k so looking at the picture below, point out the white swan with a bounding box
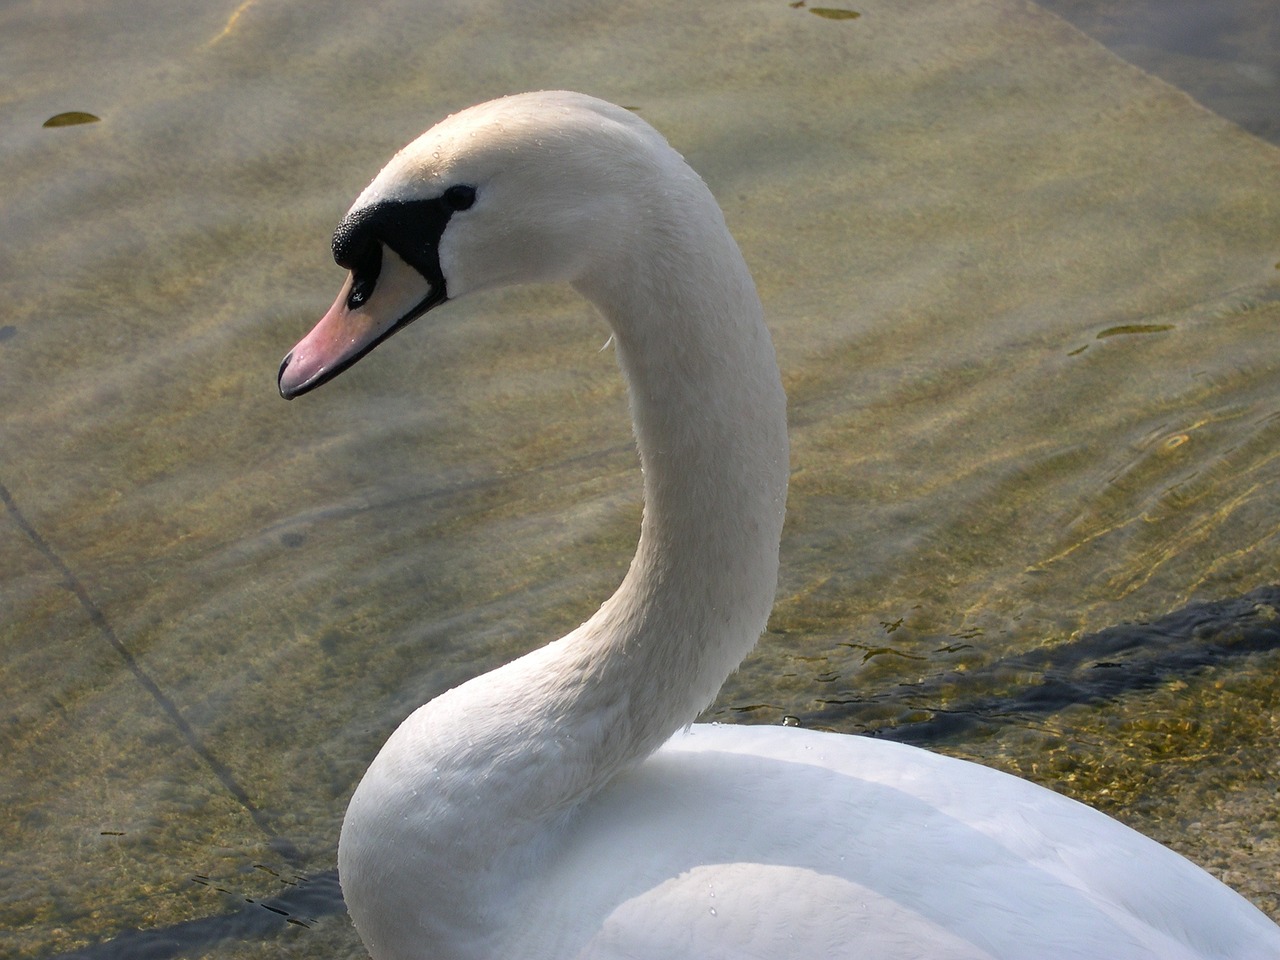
[277,91,1280,960]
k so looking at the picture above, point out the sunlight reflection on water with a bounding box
[2,1,1278,957]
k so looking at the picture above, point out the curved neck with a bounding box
[571,213,789,761]
[423,182,789,803]
[339,177,788,960]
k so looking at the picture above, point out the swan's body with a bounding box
[278,92,1280,960]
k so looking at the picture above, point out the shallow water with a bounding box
[2,1,1278,957]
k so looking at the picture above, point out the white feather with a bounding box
[287,92,1280,960]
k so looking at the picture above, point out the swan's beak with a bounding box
[278,247,439,399]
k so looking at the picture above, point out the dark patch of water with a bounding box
[806,584,1280,743]
[41,871,344,960]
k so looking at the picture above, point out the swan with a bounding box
[277,91,1280,960]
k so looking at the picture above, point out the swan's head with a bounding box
[278,91,681,399]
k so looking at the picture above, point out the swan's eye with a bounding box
[345,240,383,310]
[442,184,477,212]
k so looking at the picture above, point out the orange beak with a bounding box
[278,246,438,399]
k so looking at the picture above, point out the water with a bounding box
[1,1,1278,957]
[1040,0,1280,143]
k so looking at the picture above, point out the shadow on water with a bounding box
[44,586,1280,960]
[804,585,1280,744]
[44,871,344,960]
[1037,0,1280,144]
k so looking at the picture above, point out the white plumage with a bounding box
[278,91,1280,960]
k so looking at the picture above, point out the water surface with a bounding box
[2,1,1278,957]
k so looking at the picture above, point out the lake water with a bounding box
[2,1,1278,957]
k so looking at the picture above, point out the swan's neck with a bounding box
[572,223,790,757]
[339,179,788,960]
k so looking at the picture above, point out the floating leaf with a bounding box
[810,7,860,19]
[43,111,100,128]
[1096,323,1174,339]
